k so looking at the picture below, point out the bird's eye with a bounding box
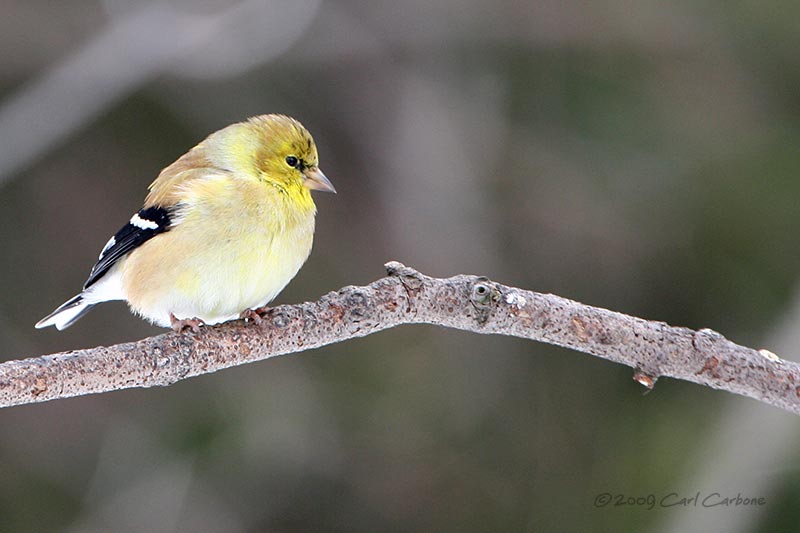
[285,156,299,168]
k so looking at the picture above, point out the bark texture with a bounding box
[3,262,799,414]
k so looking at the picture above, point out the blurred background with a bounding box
[1,0,800,531]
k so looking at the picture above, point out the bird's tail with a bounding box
[35,294,97,330]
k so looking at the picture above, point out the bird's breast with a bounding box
[121,179,316,326]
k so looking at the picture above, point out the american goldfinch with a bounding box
[36,114,335,332]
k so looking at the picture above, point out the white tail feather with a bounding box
[36,268,125,330]
[35,294,96,330]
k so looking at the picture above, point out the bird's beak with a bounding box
[303,167,336,193]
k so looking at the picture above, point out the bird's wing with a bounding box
[84,205,176,289]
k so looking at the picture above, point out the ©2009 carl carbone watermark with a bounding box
[594,491,766,510]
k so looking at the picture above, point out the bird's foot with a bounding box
[239,308,263,325]
[240,306,270,325]
[170,313,205,333]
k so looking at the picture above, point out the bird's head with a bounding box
[144,114,335,209]
[246,114,335,197]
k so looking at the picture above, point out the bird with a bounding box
[36,114,335,332]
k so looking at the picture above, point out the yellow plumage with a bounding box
[36,114,335,331]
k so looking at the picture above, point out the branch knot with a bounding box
[469,277,499,325]
[386,261,424,314]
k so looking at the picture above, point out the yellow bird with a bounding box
[36,114,335,332]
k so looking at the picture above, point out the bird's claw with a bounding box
[170,313,205,333]
[239,308,264,325]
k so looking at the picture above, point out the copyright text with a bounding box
[593,492,766,510]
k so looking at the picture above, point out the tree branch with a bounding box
[3,262,799,414]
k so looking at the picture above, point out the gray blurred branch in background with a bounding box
[0,0,321,188]
[2,262,799,414]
